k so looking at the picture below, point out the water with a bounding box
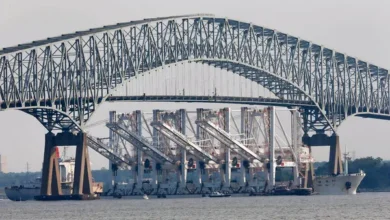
[0,193,388,220]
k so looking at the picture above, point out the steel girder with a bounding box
[0,14,388,133]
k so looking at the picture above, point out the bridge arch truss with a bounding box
[1,14,389,133]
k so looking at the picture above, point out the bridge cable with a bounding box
[239,71,242,97]
[169,64,171,95]
[181,62,184,95]
[158,68,161,95]
[213,63,216,96]
[175,64,178,95]
[154,68,157,95]
[233,68,235,97]
[172,64,175,95]
[155,68,157,95]
[251,74,253,97]
[202,63,205,96]
[152,69,155,95]
[220,66,223,96]
[182,62,184,95]
[223,64,227,96]
[200,63,203,95]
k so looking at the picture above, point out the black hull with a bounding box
[249,188,312,196]
[34,194,100,201]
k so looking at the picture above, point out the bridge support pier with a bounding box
[302,133,343,187]
[328,135,343,175]
[73,132,94,196]
[40,132,62,196]
[36,132,95,201]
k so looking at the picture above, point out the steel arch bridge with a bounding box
[1,13,389,134]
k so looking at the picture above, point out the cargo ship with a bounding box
[313,148,365,195]
[4,148,103,201]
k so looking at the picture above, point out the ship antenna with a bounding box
[26,162,30,180]
[63,147,67,160]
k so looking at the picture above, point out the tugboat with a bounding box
[272,185,292,196]
[208,191,231,198]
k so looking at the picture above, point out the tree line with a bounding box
[315,156,390,190]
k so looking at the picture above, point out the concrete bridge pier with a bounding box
[73,132,94,196]
[328,135,343,175]
[36,132,95,200]
[40,132,62,197]
[302,133,343,188]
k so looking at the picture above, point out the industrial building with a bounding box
[0,155,7,173]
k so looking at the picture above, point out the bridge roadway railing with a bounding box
[106,122,174,164]
[106,95,315,108]
[150,121,218,163]
[86,135,132,167]
[195,120,264,162]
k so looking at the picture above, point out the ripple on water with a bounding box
[0,193,389,220]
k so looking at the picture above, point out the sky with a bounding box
[1,0,390,172]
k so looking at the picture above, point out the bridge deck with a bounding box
[107,96,315,108]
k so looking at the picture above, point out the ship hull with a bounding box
[313,173,365,195]
[5,183,103,201]
[4,188,72,201]
[5,188,38,201]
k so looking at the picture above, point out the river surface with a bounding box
[0,193,388,220]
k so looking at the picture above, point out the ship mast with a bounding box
[63,147,67,160]
[343,145,349,175]
[25,162,30,181]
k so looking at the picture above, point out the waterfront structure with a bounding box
[105,107,308,195]
[0,155,7,173]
